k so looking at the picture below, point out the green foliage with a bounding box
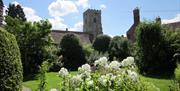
[163,29,180,62]
[49,55,63,72]
[5,16,58,77]
[37,61,49,91]
[136,21,176,75]
[60,33,86,70]
[83,44,94,57]
[175,64,180,84]
[93,34,111,53]
[86,51,109,64]
[109,36,131,61]
[169,64,180,91]
[6,4,26,21]
[0,28,23,91]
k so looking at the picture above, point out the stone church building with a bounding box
[0,0,103,45]
[127,7,180,42]
[51,9,103,45]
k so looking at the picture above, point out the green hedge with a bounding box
[0,28,23,91]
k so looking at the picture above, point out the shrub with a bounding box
[109,36,131,61]
[60,33,86,70]
[136,21,176,75]
[0,28,23,90]
[93,34,111,53]
[57,57,159,91]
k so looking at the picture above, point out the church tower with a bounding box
[83,9,103,40]
[0,0,3,25]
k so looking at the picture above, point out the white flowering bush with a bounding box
[57,56,159,91]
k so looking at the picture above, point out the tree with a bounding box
[136,21,176,75]
[0,28,23,90]
[5,16,58,77]
[60,33,86,70]
[6,4,26,21]
[109,36,131,61]
[93,34,111,53]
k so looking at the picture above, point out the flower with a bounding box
[78,64,91,73]
[127,70,138,81]
[121,57,135,67]
[78,64,91,78]
[95,57,108,66]
[59,67,69,77]
[70,75,83,87]
[109,60,120,71]
[86,79,94,87]
[50,88,58,91]
[98,75,107,86]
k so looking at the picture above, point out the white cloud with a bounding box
[100,4,106,10]
[162,13,180,24]
[49,17,68,30]
[48,0,78,17]
[11,1,20,6]
[23,7,42,22]
[76,0,90,9]
[70,21,83,31]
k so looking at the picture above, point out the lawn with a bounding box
[23,72,78,91]
[140,75,173,91]
[23,72,173,91]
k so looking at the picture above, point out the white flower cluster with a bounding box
[109,60,121,71]
[127,70,138,81]
[121,57,135,67]
[70,75,83,87]
[58,67,69,77]
[95,57,108,67]
[55,56,158,91]
[98,73,116,86]
[78,64,91,78]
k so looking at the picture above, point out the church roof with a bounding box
[51,30,93,45]
[164,21,180,31]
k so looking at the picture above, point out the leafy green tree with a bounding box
[0,28,23,90]
[93,34,111,53]
[5,16,58,77]
[136,21,176,75]
[109,36,131,61]
[163,29,180,62]
[6,4,26,21]
[60,33,86,70]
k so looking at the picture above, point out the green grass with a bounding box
[23,72,77,91]
[140,75,173,91]
[23,72,173,91]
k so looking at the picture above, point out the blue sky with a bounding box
[3,0,180,36]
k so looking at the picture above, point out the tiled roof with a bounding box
[51,30,92,44]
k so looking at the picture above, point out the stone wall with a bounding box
[51,30,93,45]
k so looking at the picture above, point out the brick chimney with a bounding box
[133,7,140,25]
